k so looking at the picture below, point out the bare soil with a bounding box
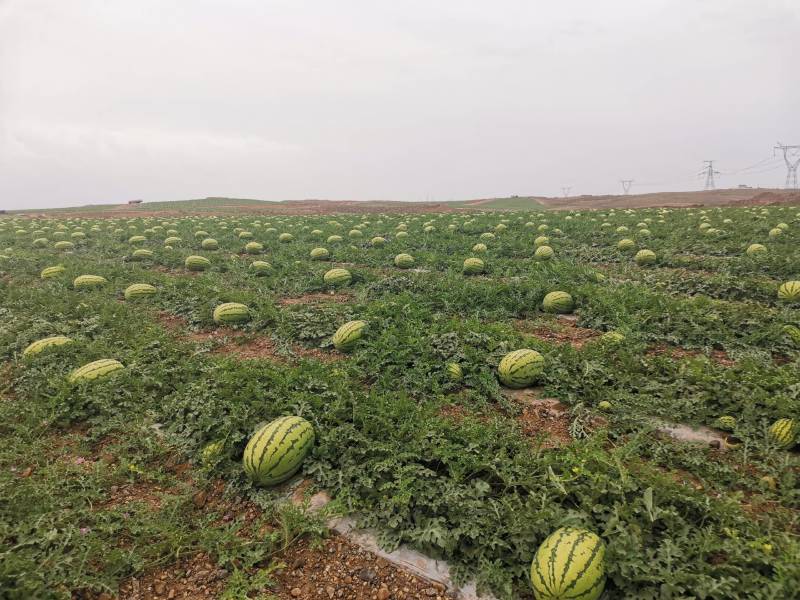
[514,318,600,349]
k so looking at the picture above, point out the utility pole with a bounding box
[700,161,719,190]
[561,186,571,198]
[620,179,634,195]
[775,142,800,189]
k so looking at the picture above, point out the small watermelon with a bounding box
[543,291,574,314]
[394,254,415,269]
[68,359,124,383]
[245,241,263,254]
[40,265,66,279]
[746,243,766,257]
[185,255,211,271]
[463,257,484,275]
[446,362,463,382]
[768,418,797,448]
[250,260,272,276]
[124,283,156,300]
[73,275,108,289]
[634,249,656,266]
[22,336,74,358]
[777,281,800,303]
[716,415,736,431]
[323,268,352,287]
[534,246,554,261]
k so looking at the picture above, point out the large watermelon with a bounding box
[310,247,330,261]
[185,255,211,271]
[332,320,367,351]
[498,349,544,388]
[323,268,352,287]
[22,336,74,358]
[130,249,154,261]
[777,281,800,303]
[530,527,606,600]
[201,238,219,250]
[40,265,66,279]
[768,418,797,448]
[124,283,156,300]
[463,257,485,275]
[68,359,124,383]
[634,249,656,266]
[73,275,108,289]
[534,246,554,261]
[543,291,574,314]
[245,241,264,254]
[243,416,315,486]
[250,260,272,276]
[394,254,415,269]
[746,243,766,257]
[213,302,251,324]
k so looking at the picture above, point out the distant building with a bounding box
[127,199,143,205]
[737,185,752,189]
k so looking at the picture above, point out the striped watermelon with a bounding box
[534,246,554,261]
[324,268,352,287]
[716,415,736,431]
[243,416,315,486]
[371,237,386,248]
[245,241,264,254]
[534,236,549,247]
[498,349,545,388]
[33,238,49,248]
[530,527,606,600]
[446,362,463,382]
[185,255,211,271]
[617,238,635,251]
[332,320,367,351]
[68,359,124,383]
[22,336,74,358]
[131,249,154,261]
[54,241,75,251]
[201,441,225,465]
[250,260,272,276]
[600,331,625,344]
[164,236,182,246]
[463,257,485,275]
[124,283,156,300]
[201,238,219,250]
[327,235,344,244]
[472,243,487,253]
[634,249,656,266]
[394,254,415,269]
[746,243,767,257]
[128,235,147,244]
[768,418,797,448]
[597,401,612,411]
[73,275,108,289]
[278,233,294,243]
[543,291,574,314]
[310,247,330,260]
[783,324,800,345]
[777,281,800,302]
[768,228,783,238]
[213,302,251,324]
[40,265,66,279]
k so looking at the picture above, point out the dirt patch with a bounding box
[646,344,734,367]
[115,552,227,600]
[272,535,456,600]
[515,397,573,449]
[279,291,354,306]
[515,319,600,349]
[437,404,472,421]
[97,482,167,512]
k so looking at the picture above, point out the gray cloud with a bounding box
[1,0,798,209]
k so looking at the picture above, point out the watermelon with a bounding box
[746,243,767,257]
[530,527,606,600]
[165,236,182,246]
[201,238,219,250]
[446,362,463,382]
[534,236,549,247]
[534,246,554,261]
[124,283,156,300]
[32,238,49,248]
[22,336,73,358]
[327,235,343,244]
[201,441,225,465]
[40,265,66,279]
[777,281,800,302]
[243,416,315,486]
[310,247,330,260]
[395,231,409,239]
[323,268,352,287]
[463,257,485,275]
[348,229,363,239]
[68,359,124,383]
[768,418,797,448]
[394,254,415,269]
[768,228,783,238]
[238,231,253,239]
[597,401,612,411]
[73,275,108,289]
[479,232,495,241]
[543,291,574,314]
[213,302,251,324]
[634,249,656,266]
[250,260,272,276]
[498,349,544,388]
[245,241,263,254]
[600,331,625,344]
[54,241,75,251]
[472,243,487,253]
[128,235,147,244]
[332,320,367,351]
[278,233,294,243]
[371,237,386,247]
[617,238,635,251]
[131,249,154,261]
[783,324,800,345]
[185,255,211,271]
[716,415,736,431]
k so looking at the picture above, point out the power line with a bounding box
[620,179,634,194]
[561,186,571,198]
[718,156,782,175]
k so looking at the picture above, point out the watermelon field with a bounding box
[1,204,799,599]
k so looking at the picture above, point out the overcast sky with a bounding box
[1,0,798,209]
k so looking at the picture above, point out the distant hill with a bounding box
[8,189,799,218]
